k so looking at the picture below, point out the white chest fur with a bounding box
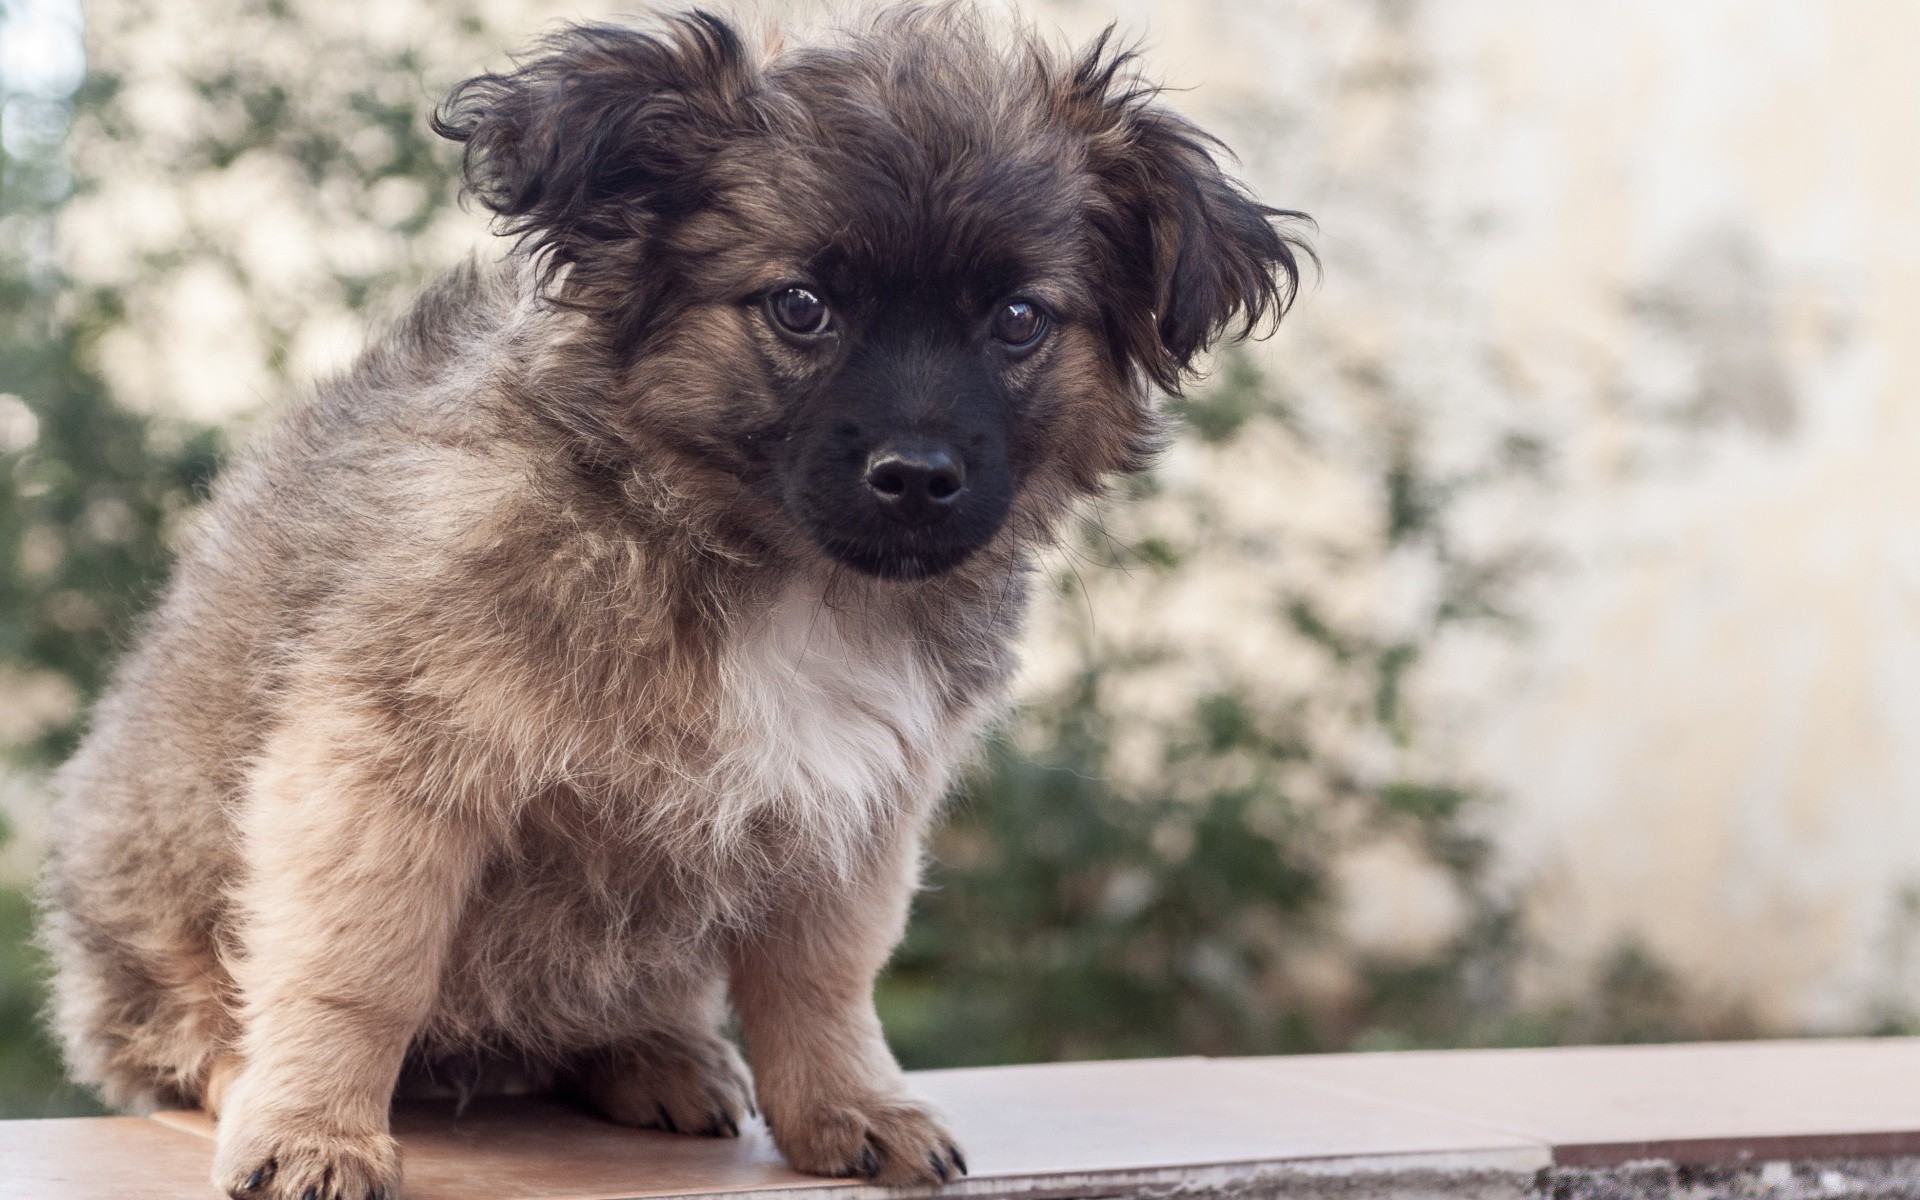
[700,581,964,875]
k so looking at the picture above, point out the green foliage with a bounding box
[0,887,96,1116]
[0,298,222,765]
[0,266,201,1106]
[0,0,221,1116]
[883,685,1332,1066]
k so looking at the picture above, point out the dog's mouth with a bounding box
[808,531,985,581]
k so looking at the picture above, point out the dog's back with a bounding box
[40,261,530,1108]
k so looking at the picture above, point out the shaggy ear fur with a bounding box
[432,12,760,319]
[1064,30,1313,393]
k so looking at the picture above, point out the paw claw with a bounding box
[579,1033,752,1141]
[214,1121,398,1200]
[769,1095,962,1184]
[948,1144,968,1176]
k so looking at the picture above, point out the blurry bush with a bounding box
[0,0,1737,1117]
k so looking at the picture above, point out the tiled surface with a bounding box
[144,1059,1542,1199]
[902,1057,1540,1174]
[11,1042,1920,1196]
[0,1116,215,1199]
[157,1100,816,1200]
[1248,1038,1920,1166]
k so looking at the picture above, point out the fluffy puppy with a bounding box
[39,6,1307,1198]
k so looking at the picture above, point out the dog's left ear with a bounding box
[432,13,759,307]
[1065,33,1313,393]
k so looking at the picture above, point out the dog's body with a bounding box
[40,8,1303,1198]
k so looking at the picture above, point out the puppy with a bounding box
[39,6,1306,1198]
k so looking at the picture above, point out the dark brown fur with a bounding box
[39,7,1307,1198]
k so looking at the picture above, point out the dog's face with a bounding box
[437,11,1306,580]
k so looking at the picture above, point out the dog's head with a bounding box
[436,7,1308,581]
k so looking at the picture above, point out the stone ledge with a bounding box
[6,1039,1920,1198]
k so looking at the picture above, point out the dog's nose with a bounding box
[864,447,966,525]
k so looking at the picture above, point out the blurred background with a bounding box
[3,0,1918,1117]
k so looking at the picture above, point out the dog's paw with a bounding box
[580,1031,755,1138]
[214,1120,400,1200]
[772,1094,967,1186]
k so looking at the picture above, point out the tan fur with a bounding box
[39,8,1304,1199]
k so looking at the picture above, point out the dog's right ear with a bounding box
[432,13,759,303]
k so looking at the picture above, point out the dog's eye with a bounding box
[991,300,1047,349]
[767,287,831,336]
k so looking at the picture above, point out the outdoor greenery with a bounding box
[0,0,1742,1118]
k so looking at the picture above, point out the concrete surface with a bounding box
[8,1041,1920,1198]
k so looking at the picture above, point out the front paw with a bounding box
[578,1031,756,1138]
[215,1117,401,1200]
[772,1094,968,1186]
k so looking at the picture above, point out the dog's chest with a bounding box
[704,584,959,852]
[436,585,991,1048]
